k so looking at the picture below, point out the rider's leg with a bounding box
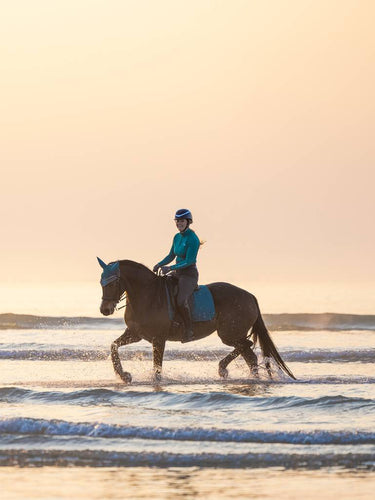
[176,274,197,343]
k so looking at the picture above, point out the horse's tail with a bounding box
[251,298,296,380]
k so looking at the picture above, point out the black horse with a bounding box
[98,258,296,383]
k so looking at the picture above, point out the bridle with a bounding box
[101,275,127,311]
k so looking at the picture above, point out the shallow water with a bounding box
[1,321,374,498]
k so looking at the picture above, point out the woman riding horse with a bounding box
[153,209,200,343]
[98,257,296,383]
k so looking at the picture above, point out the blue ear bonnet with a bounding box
[100,261,120,286]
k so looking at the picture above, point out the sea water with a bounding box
[0,284,374,499]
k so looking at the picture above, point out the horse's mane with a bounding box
[118,259,155,277]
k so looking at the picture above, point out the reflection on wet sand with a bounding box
[2,467,375,500]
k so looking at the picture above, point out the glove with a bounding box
[152,264,160,273]
[160,266,171,275]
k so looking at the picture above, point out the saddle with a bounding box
[163,274,215,323]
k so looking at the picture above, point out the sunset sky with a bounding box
[1,0,374,291]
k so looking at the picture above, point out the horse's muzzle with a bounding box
[100,300,115,316]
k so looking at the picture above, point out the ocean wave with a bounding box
[0,349,110,361]
[1,312,375,331]
[264,313,375,331]
[0,448,373,469]
[1,388,374,411]
[282,349,375,363]
[1,417,374,445]
[0,347,374,363]
[0,313,121,331]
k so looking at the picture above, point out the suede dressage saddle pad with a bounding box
[165,283,215,323]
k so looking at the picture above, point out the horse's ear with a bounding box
[97,257,107,269]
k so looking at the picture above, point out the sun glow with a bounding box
[1,0,374,295]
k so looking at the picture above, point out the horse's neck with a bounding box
[119,261,158,309]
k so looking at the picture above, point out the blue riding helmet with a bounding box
[174,208,193,223]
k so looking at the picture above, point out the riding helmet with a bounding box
[174,208,193,223]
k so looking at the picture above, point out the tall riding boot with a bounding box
[179,302,194,343]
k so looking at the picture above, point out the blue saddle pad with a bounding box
[166,284,215,323]
[191,285,215,322]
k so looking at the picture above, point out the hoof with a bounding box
[119,371,132,384]
[219,367,228,379]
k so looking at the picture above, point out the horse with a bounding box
[97,258,296,383]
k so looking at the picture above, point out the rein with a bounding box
[116,291,127,311]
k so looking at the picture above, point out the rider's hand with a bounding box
[160,266,171,275]
[152,264,160,273]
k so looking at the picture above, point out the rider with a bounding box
[153,209,200,343]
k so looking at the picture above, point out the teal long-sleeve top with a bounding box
[157,228,200,270]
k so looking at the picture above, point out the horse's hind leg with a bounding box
[218,348,240,378]
[265,359,273,379]
[236,338,259,378]
[111,328,141,383]
[152,337,166,383]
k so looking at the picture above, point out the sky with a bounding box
[1,0,374,291]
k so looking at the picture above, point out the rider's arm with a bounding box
[170,234,200,270]
[156,245,176,267]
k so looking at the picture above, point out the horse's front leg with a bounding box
[152,337,166,383]
[111,328,141,383]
